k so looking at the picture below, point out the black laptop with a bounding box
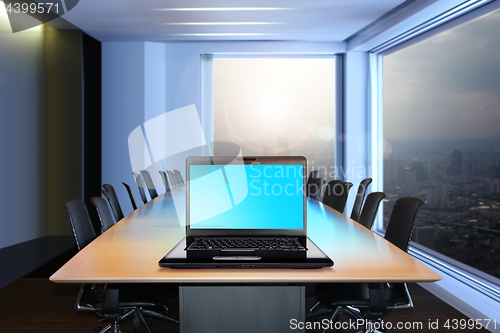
[158,156,333,268]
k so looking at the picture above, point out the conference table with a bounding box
[50,186,441,332]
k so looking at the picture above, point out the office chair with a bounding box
[101,185,124,222]
[357,192,386,230]
[122,182,138,210]
[133,172,148,205]
[309,197,424,333]
[63,200,178,333]
[91,197,115,232]
[140,170,158,200]
[321,180,341,208]
[322,181,352,213]
[159,170,171,192]
[306,170,319,196]
[166,170,179,189]
[63,199,149,333]
[173,169,185,185]
[350,178,373,221]
[308,178,324,201]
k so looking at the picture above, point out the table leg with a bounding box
[180,285,305,333]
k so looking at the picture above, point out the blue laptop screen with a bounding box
[189,164,304,229]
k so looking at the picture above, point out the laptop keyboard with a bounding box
[187,237,306,251]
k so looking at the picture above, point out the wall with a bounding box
[0,5,84,250]
[102,41,345,216]
[0,9,47,249]
[102,42,148,214]
[45,26,83,236]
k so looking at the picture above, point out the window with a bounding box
[383,8,500,279]
[212,58,337,181]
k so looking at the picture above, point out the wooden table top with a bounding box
[50,187,441,284]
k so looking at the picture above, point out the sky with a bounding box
[383,8,500,140]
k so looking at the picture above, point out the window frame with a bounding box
[369,0,500,321]
[202,53,344,177]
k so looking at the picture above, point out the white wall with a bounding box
[343,51,371,212]
[0,10,47,249]
[102,42,147,214]
[102,41,345,216]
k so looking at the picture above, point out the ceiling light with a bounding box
[162,22,283,25]
[156,7,291,11]
[169,33,275,36]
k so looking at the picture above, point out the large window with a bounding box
[213,58,337,180]
[383,8,500,279]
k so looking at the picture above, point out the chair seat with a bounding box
[315,283,410,309]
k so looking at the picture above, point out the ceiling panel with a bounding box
[61,0,407,42]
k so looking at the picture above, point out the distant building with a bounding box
[404,168,418,193]
[449,150,462,176]
[492,179,500,194]
[427,184,447,208]
[413,226,436,249]
[424,160,435,181]
[384,158,399,185]
[411,161,427,181]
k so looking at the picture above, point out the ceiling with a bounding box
[61,0,407,42]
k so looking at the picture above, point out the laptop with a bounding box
[158,156,333,268]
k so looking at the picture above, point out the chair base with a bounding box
[96,308,153,333]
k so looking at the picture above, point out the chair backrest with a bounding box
[307,170,319,185]
[101,184,124,221]
[173,169,184,185]
[122,182,137,210]
[91,196,116,232]
[357,192,385,229]
[63,199,96,251]
[322,181,351,213]
[321,180,342,208]
[350,178,373,221]
[308,178,324,201]
[159,171,171,192]
[133,172,148,204]
[384,197,424,252]
[166,170,179,189]
[140,170,158,200]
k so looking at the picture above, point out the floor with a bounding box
[0,247,489,332]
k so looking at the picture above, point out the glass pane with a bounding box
[213,58,336,181]
[383,9,500,279]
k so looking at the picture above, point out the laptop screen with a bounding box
[189,164,304,229]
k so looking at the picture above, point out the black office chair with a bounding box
[133,172,148,205]
[63,199,152,333]
[101,185,124,222]
[357,192,386,230]
[122,182,138,210]
[321,180,341,208]
[308,178,324,201]
[91,197,115,232]
[306,170,319,196]
[140,170,158,200]
[173,169,185,185]
[350,178,373,221]
[166,170,179,189]
[159,170,171,192]
[322,181,352,213]
[309,197,424,332]
[63,200,179,333]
